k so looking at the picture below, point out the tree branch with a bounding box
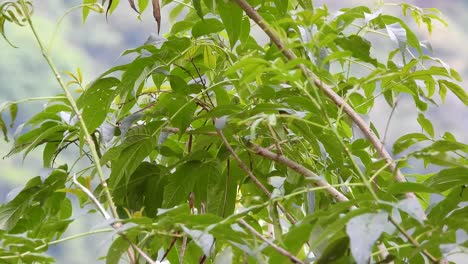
[249,143,349,203]
[233,0,415,199]
[216,129,297,224]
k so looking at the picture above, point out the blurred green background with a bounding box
[0,0,467,262]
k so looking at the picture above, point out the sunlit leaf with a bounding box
[417,113,434,138]
[438,80,468,106]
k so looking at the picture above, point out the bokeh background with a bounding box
[0,0,467,262]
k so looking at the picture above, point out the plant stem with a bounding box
[239,219,305,264]
[18,0,119,219]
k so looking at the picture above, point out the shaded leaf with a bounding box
[106,236,129,264]
[193,0,203,19]
[181,226,214,256]
[8,103,17,128]
[217,0,243,47]
[387,182,438,194]
[0,115,8,141]
[335,35,378,66]
[192,18,224,38]
[425,167,468,192]
[346,212,388,264]
[392,133,429,155]
[396,198,426,224]
[386,23,407,51]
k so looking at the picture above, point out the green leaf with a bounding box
[0,115,8,141]
[335,35,379,66]
[274,0,288,16]
[204,46,217,69]
[163,161,201,207]
[380,15,422,55]
[387,182,438,194]
[0,202,28,231]
[43,141,60,168]
[346,212,389,264]
[82,0,98,23]
[8,103,17,128]
[193,0,204,19]
[159,93,197,133]
[396,198,426,224]
[417,113,434,137]
[425,167,468,192]
[77,77,120,132]
[192,18,224,38]
[438,80,468,106]
[106,236,129,264]
[217,0,243,47]
[181,226,214,256]
[392,133,429,155]
[23,125,69,161]
[108,125,157,190]
[107,0,120,16]
[138,0,150,13]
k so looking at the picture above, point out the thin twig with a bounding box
[389,216,438,263]
[267,124,283,155]
[72,174,111,220]
[180,235,188,264]
[382,99,399,152]
[216,129,297,224]
[233,0,415,199]
[217,130,271,196]
[72,174,156,264]
[161,236,179,261]
[238,219,305,264]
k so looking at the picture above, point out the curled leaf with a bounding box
[152,0,161,34]
[128,0,139,13]
[106,0,120,19]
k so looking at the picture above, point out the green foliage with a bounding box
[1,0,467,263]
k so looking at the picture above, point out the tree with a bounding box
[1,0,467,263]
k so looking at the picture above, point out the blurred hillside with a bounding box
[0,0,467,262]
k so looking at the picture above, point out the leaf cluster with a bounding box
[1,0,467,263]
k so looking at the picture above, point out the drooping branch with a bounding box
[233,0,415,199]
